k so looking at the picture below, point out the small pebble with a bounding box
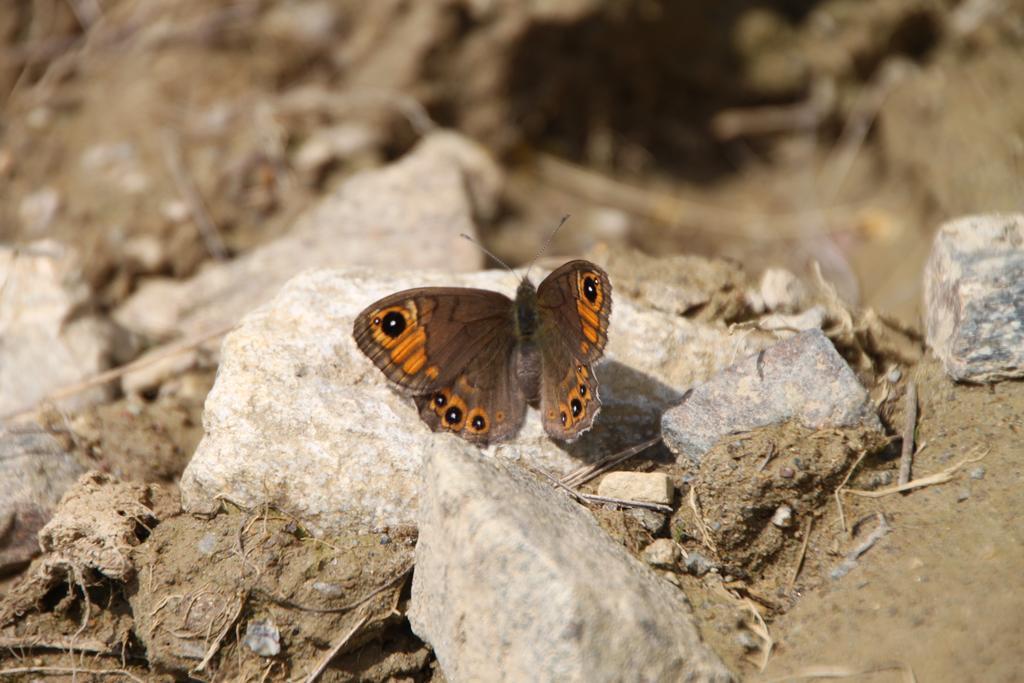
[886,367,902,383]
[629,507,668,535]
[196,533,218,556]
[957,489,970,503]
[642,539,680,569]
[771,504,794,528]
[969,466,986,480]
[379,533,391,545]
[683,551,713,577]
[243,620,280,657]
[312,581,344,598]
[780,466,795,479]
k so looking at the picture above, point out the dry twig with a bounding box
[898,381,918,487]
[538,467,672,513]
[161,129,229,261]
[830,513,890,580]
[1,323,233,423]
[687,487,718,556]
[764,661,917,683]
[0,666,145,682]
[190,590,248,675]
[788,517,814,593]
[844,448,990,499]
[303,612,371,683]
[560,436,662,489]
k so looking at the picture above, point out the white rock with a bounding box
[759,267,810,313]
[662,329,880,464]
[180,265,776,534]
[0,242,114,416]
[924,213,1024,382]
[114,131,500,341]
[771,504,794,528]
[597,472,674,505]
[642,538,681,569]
[408,438,733,682]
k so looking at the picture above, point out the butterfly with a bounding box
[352,260,612,445]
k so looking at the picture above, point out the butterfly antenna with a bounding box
[524,213,570,283]
[460,233,521,282]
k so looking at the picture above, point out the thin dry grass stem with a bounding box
[743,598,774,672]
[190,590,248,675]
[0,636,113,655]
[764,661,917,683]
[161,128,229,261]
[560,436,662,489]
[1,322,234,423]
[687,487,718,556]
[260,564,413,615]
[533,152,860,240]
[898,381,918,487]
[834,449,869,534]
[274,87,437,137]
[0,666,145,682]
[711,78,835,140]
[303,611,371,683]
[537,466,673,513]
[788,517,814,593]
[844,447,990,499]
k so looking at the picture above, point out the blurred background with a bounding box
[1,0,1021,324]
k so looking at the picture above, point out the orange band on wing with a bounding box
[576,300,600,328]
[390,327,426,364]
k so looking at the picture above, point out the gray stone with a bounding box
[758,268,810,313]
[113,131,500,342]
[683,552,714,577]
[0,425,86,573]
[0,241,115,416]
[408,438,733,682]
[970,466,986,480]
[924,213,1024,382]
[180,262,777,534]
[662,329,880,464]
[243,620,281,657]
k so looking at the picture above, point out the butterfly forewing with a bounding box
[535,260,612,441]
[352,287,526,444]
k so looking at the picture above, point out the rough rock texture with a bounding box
[662,329,880,465]
[113,131,500,341]
[0,241,114,415]
[37,472,162,581]
[181,265,774,534]
[923,213,1024,383]
[0,425,86,573]
[597,472,674,505]
[408,437,734,683]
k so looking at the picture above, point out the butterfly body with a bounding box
[353,261,611,446]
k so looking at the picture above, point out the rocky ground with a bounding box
[1,1,1022,681]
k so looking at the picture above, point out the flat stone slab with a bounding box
[924,213,1024,382]
[113,131,497,342]
[408,437,734,682]
[662,329,880,464]
[597,471,674,505]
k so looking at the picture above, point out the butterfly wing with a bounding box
[352,288,526,445]
[534,261,613,441]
